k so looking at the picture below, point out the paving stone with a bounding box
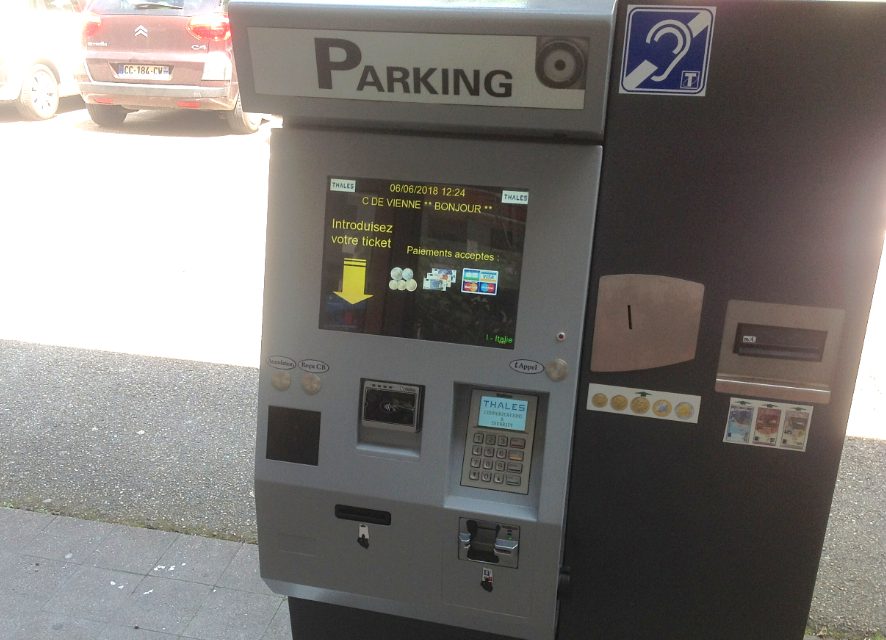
[260,602,291,640]
[216,543,275,596]
[151,534,242,586]
[0,508,55,553]
[22,515,117,564]
[99,624,181,639]
[8,611,109,640]
[0,551,75,605]
[88,524,179,575]
[116,574,212,636]
[43,564,140,623]
[0,590,49,615]
[182,587,283,640]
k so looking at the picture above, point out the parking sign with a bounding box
[620,6,716,96]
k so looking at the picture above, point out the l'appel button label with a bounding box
[510,359,544,374]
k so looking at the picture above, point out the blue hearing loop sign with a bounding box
[620,5,716,96]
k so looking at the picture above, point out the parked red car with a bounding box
[78,0,260,133]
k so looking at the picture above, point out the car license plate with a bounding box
[117,64,171,79]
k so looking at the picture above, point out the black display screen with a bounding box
[319,177,528,348]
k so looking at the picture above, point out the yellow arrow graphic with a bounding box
[334,258,373,304]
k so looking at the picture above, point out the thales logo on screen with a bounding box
[314,38,513,98]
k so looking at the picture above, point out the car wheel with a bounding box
[16,64,60,121]
[225,94,261,135]
[86,103,128,128]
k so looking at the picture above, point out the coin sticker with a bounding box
[610,395,628,411]
[652,399,672,417]
[630,397,650,414]
[591,393,608,408]
[675,402,695,419]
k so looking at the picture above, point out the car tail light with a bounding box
[83,12,102,39]
[187,14,231,42]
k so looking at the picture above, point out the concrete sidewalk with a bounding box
[0,507,860,640]
[0,507,288,640]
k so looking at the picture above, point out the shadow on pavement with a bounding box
[74,107,272,139]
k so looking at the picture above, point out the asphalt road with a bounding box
[0,101,883,637]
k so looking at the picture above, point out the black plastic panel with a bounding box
[559,2,886,640]
[266,406,321,466]
[288,598,519,640]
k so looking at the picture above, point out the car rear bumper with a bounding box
[79,81,236,110]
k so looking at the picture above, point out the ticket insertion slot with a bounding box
[715,300,845,404]
[733,323,827,362]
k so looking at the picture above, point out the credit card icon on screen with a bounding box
[462,269,499,296]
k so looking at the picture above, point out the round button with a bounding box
[271,371,291,391]
[675,402,695,419]
[610,395,628,411]
[652,399,673,417]
[630,396,650,414]
[591,393,608,408]
[545,358,568,381]
[301,372,322,395]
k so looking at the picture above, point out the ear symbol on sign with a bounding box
[645,19,693,82]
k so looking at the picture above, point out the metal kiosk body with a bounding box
[229,1,886,639]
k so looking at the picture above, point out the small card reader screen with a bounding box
[363,388,417,426]
[360,379,423,433]
[478,395,529,432]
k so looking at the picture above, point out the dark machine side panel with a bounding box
[560,3,886,640]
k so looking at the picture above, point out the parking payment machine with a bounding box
[230,1,886,639]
